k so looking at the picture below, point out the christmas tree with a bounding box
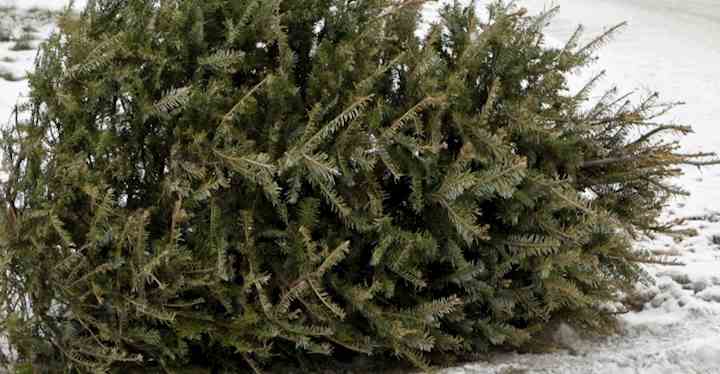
[0,0,714,372]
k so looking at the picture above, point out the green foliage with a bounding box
[0,0,715,372]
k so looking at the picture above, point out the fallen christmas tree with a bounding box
[0,0,715,372]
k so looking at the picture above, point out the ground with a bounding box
[0,0,718,373]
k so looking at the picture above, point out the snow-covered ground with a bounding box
[0,0,84,10]
[0,0,85,121]
[441,0,720,373]
[0,0,717,373]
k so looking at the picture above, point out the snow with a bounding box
[0,0,85,10]
[0,4,60,123]
[0,0,717,373]
[441,0,720,372]
[0,0,85,123]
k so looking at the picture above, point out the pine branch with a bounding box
[380,96,445,143]
[302,96,374,154]
[153,86,192,115]
[316,241,350,276]
[308,279,346,320]
[220,76,271,127]
[576,22,627,57]
[66,32,125,80]
[200,49,245,71]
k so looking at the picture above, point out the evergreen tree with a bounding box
[0,0,715,372]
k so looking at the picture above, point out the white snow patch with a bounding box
[697,287,720,303]
[0,5,61,123]
[0,0,85,10]
[441,0,720,373]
